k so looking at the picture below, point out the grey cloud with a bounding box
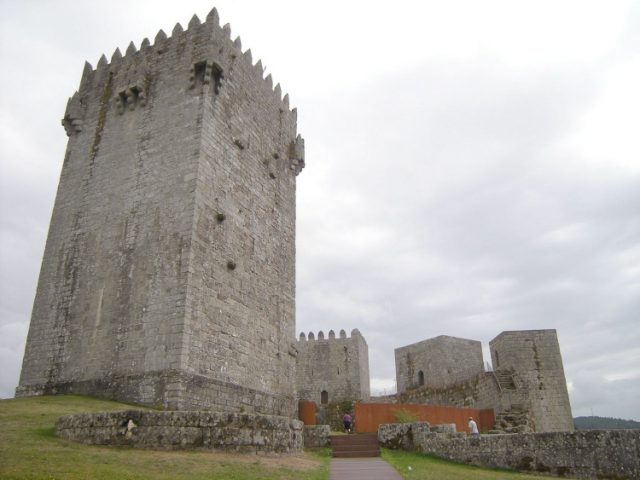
[297,57,640,419]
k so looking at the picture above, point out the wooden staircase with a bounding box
[330,433,380,457]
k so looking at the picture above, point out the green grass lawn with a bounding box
[382,449,559,480]
[0,395,563,480]
[0,395,329,480]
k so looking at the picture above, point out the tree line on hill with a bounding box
[574,416,640,430]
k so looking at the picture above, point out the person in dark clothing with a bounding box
[342,413,353,433]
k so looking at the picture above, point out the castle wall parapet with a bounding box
[297,328,362,341]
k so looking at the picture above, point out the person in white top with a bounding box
[468,417,479,438]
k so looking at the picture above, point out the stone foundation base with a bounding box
[16,369,295,417]
[55,410,303,454]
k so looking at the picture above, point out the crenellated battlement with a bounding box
[62,8,305,175]
[74,9,294,115]
[297,328,363,342]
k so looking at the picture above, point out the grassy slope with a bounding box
[0,395,562,480]
[0,395,329,480]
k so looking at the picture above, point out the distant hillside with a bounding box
[574,416,640,430]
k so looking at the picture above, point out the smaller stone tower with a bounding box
[395,335,484,393]
[296,329,370,405]
[490,330,574,432]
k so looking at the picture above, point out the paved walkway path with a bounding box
[329,458,403,480]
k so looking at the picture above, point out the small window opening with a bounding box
[321,390,328,404]
[418,370,425,386]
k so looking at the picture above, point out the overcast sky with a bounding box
[1,0,638,420]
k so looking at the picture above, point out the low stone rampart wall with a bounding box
[55,410,303,454]
[378,422,639,479]
[303,425,330,448]
[378,422,433,450]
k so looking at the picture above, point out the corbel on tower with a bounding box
[62,91,86,136]
[114,82,147,115]
[125,88,137,111]
[288,134,305,175]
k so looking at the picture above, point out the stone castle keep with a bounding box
[17,9,304,416]
[17,8,574,443]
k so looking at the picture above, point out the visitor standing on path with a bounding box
[468,417,479,438]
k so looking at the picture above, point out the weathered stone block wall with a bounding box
[55,410,303,454]
[396,372,494,408]
[490,330,573,432]
[396,372,529,413]
[303,425,331,448]
[17,9,304,417]
[397,427,639,480]
[378,422,433,450]
[395,336,484,392]
[296,329,370,405]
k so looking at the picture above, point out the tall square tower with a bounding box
[16,10,304,416]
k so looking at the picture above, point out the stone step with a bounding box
[333,449,380,458]
[330,434,380,458]
[330,434,379,446]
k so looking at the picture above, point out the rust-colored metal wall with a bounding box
[354,402,494,434]
[298,400,317,425]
